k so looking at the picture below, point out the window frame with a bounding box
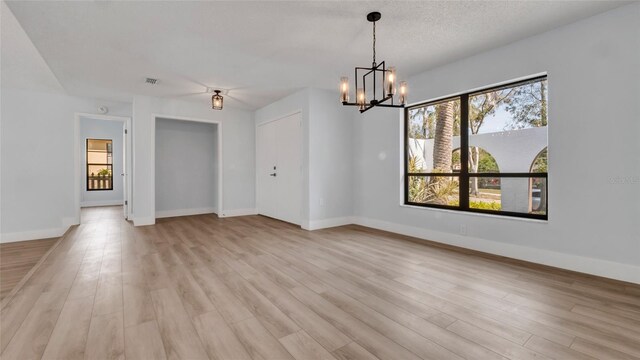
[86,138,114,191]
[403,76,548,220]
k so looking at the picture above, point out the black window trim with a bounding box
[403,75,548,220]
[86,138,114,191]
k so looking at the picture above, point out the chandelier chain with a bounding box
[372,20,376,66]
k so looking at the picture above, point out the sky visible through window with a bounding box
[475,80,548,134]
[410,105,527,136]
[478,106,510,134]
[409,79,548,139]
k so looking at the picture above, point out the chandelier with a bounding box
[340,12,407,113]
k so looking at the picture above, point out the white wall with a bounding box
[132,95,254,225]
[155,118,218,217]
[352,3,640,283]
[0,88,132,242]
[80,117,124,207]
[308,88,353,226]
[1,3,132,242]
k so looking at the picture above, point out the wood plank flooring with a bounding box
[1,206,639,360]
[0,237,58,300]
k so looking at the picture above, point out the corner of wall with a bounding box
[219,208,258,218]
[133,217,155,227]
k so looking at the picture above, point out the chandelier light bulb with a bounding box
[399,81,407,105]
[357,88,366,110]
[340,77,349,103]
[386,67,396,96]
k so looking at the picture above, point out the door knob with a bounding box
[270,173,277,177]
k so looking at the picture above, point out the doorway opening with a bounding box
[75,113,132,224]
[154,116,222,219]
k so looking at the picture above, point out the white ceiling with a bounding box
[0,1,64,94]
[4,1,628,110]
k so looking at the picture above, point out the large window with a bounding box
[86,138,113,191]
[404,76,548,219]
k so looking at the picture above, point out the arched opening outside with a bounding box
[452,147,501,210]
[529,147,548,213]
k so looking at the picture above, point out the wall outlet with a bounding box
[459,224,467,236]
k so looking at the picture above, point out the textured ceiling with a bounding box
[4,1,628,110]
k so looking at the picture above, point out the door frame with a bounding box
[255,110,303,225]
[74,113,133,222]
[151,114,223,218]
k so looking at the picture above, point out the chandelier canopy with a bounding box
[340,12,407,113]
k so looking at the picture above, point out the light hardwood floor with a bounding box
[0,238,58,301]
[1,206,639,360]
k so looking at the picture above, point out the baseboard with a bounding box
[133,217,155,226]
[352,216,640,285]
[302,216,354,231]
[155,207,217,219]
[81,199,124,207]
[219,208,257,218]
[0,226,69,243]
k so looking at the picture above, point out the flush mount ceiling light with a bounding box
[340,12,407,113]
[209,89,224,110]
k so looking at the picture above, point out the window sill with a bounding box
[398,203,548,223]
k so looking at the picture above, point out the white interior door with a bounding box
[257,120,279,219]
[256,112,301,225]
[274,114,302,225]
[122,125,128,219]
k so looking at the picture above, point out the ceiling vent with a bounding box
[145,77,159,85]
